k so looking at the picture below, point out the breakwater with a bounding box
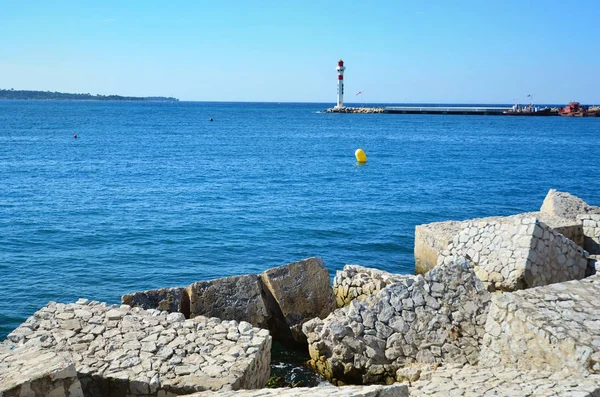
[323,106,385,114]
[2,189,600,396]
[325,106,565,116]
[385,105,511,115]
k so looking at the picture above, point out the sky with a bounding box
[1,1,599,104]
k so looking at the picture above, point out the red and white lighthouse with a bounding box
[336,59,346,108]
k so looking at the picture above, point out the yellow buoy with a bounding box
[355,148,367,163]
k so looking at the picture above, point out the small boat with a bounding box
[559,102,585,117]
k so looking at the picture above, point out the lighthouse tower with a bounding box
[336,59,346,109]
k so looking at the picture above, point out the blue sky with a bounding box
[1,1,598,103]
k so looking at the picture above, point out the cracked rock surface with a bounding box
[480,275,600,376]
[303,258,491,385]
[2,299,271,396]
[409,363,600,396]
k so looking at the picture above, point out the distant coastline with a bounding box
[0,89,178,102]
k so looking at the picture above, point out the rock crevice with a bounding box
[122,257,336,346]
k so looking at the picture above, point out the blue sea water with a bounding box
[0,100,598,339]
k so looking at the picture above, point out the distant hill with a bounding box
[0,89,179,102]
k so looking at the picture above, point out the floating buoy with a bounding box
[209,117,213,122]
[74,134,78,139]
[355,148,367,163]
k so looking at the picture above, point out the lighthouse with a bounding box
[336,59,345,109]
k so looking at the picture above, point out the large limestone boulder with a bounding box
[122,287,185,313]
[480,275,600,376]
[415,213,586,275]
[438,215,588,291]
[414,220,465,274]
[1,300,272,396]
[333,265,412,308]
[415,190,598,275]
[261,257,335,344]
[0,344,83,397]
[303,258,491,385]
[121,276,272,330]
[540,189,600,248]
[540,189,597,220]
[186,274,271,329]
[122,257,336,346]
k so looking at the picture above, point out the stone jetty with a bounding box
[324,107,385,114]
[2,188,600,396]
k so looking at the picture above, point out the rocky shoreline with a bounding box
[2,189,600,396]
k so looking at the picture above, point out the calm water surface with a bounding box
[1,100,598,338]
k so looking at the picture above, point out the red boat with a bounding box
[559,102,585,117]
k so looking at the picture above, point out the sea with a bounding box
[0,100,598,345]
